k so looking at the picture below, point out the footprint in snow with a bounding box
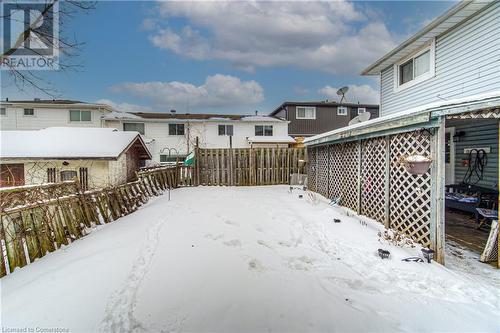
[223,239,242,247]
[287,256,315,271]
[248,258,265,272]
[205,233,224,241]
[257,240,274,250]
[224,219,239,226]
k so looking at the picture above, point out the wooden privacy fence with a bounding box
[308,129,436,251]
[0,166,179,277]
[195,147,307,186]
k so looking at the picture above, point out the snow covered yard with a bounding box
[1,186,499,332]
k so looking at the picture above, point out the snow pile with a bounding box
[1,186,498,332]
[247,135,296,143]
[405,154,432,162]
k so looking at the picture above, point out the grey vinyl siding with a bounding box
[287,105,379,136]
[451,120,498,189]
[380,2,500,117]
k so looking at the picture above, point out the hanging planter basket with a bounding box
[398,155,432,175]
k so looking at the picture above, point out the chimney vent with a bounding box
[34,98,41,101]
[255,110,258,116]
[170,109,176,114]
[5,98,8,102]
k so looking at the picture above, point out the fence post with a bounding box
[384,135,391,228]
[195,137,200,186]
[430,118,446,264]
[229,136,234,186]
[356,141,362,214]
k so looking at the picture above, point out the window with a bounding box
[395,40,434,90]
[60,170,77,182]
[123,122,145,135]
[0,108,5,116]
[296,106,316,119]
[357,107,366,114]
[169,124,185,135]
[255,125,273,136]
[337,106,348,116]
[69,110,91,122]
[23,108,34,116]
[160,155,186,164]
[218,124,234,136]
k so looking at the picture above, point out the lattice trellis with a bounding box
[316,146,329,198]
[360,137,387,223]
[307,147,317,192]
[328,142,359,211]
[389,131,432,247]
[446,107,500,119]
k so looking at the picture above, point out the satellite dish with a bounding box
[336,86,349,103]
[348,111,371,126]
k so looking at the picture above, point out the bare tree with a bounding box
[1,0,96,97]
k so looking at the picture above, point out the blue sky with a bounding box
[1,1,456,114]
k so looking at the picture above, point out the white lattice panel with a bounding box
[389,131,432,247]
[307,147,317,192]
[316,146,329,198]
[360,137,387,223]
[327,142,359,211]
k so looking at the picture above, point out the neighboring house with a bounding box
[0,99,113,130]
[103,112,292,164]
[362,0,499,188]
[0,127,151,188]
[269,101,379,138]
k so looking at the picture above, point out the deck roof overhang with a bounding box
[362,1,494,75]
[304,92,500,147]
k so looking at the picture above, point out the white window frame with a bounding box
[296,106,316,120]
[337,106,348,116]
[357,107,366,115]
[393,39,435,92]
[23,108,35,117]
[69,110,92,122]
[218,124,234,136]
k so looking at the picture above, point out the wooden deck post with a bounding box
[430,117,446,264]
[384,136,391,228]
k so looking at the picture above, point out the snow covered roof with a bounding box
[0,127,152,160]
[240,115,286,122]
[305,91,500,146]
[101,111,142,120]
[126,112,286,123]
[247,136,296,144]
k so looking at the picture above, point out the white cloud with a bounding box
[147,1,396,74]
[96,99,153,113]
[110,74,264,108]
[318,84,379,104]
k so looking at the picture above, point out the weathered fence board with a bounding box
[197,148,307,186]
[0,166,179,277]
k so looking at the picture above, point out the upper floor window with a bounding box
[395,40,435,91]
[218,124,233,136]
[0,108,6,116]
[255,125,273,136]
[24,108,34,116]
[357,107,366,114]
[296,106,316,119]
[123,122,145,135]
[337,106,348,116]
[69,110,91,122]
[169,123,185,136]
